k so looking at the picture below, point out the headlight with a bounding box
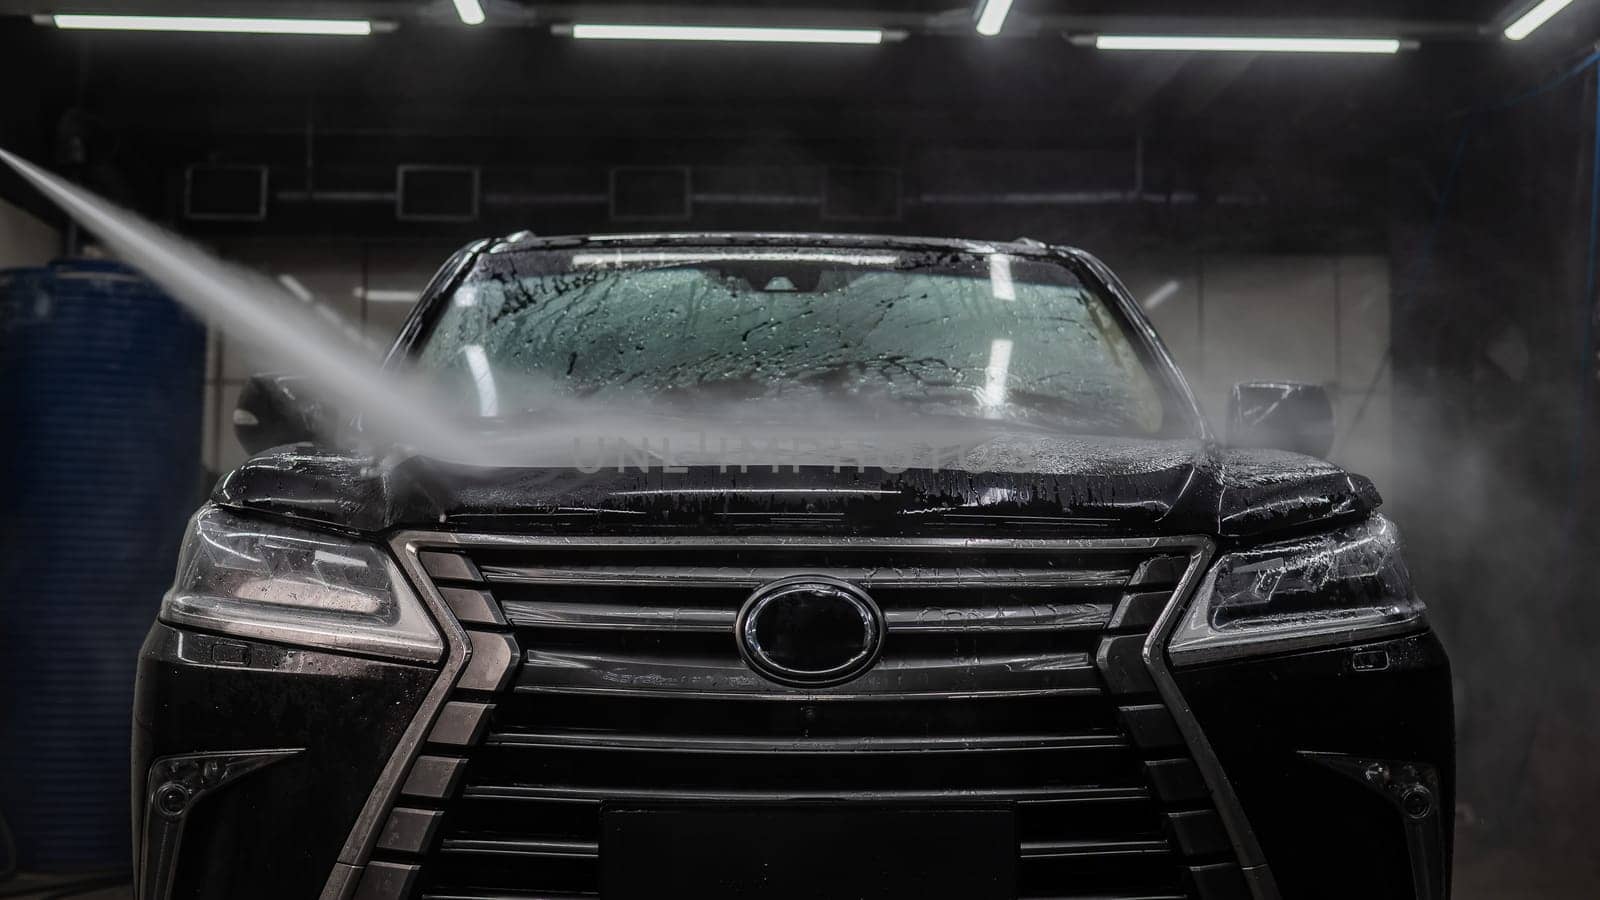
[162,506,443,663]
[1168,515,1425,664]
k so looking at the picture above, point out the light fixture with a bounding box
[1091,35,1403,54]
[1505,0,1576,40]
[353,287,420,303]
[44,14,374,35]
[559,24,885,44]
[1142,280,1182,311]
[276,275,314,302]
[461,345,499,417]
[452,0,487,26]
[988,253,1016,300]
[982,338,1013,411]
[975,0,1014,37]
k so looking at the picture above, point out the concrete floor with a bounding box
[0,872,128,900]
[5,846,1594,899]
[1452,829,1600,900]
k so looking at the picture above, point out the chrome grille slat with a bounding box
[454,535,1173,550]
[1021,839,1176,859]
[499,597,1113,633]
[421,893,597,900]
[419,892,1184,900]
[482,732,1129,753]
[517,647,1100,699]
[480,563,1133,589]
[438,836,1178,863]
[1021,895,1187,900]
[461,784,1153,804]
[441,838,598,859]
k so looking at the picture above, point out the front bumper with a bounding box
[131,624,435,899]
[1179,630,1455,900]
[132,536,1453,900]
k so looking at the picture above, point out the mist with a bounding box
[1330,280,1600,895]
[8,130,1596,896]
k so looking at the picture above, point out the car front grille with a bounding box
[373,536,1248,900]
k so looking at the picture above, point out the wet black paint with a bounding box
[213,435,1379,542]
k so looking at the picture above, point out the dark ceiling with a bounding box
[0,0,1593,248]
[572,0,1512,22]
[0,1,1534,31]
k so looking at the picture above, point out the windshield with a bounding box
[413,245,1183,437]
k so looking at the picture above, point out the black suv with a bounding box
[133,234,1453,900]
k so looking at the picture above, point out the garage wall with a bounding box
[201,245,1392,484]
[0,195,58,269]
[1115,253,1392,487]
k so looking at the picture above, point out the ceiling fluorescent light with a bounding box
[1094,35,1402,54]
[48,15,373,35]
[564,24,884,44]
[452,0,486,26]
[1505,0,1576,40]
[975,0,1014,37]
[353,288,420,303]
[981,338,1014,411]
[1142,280,1182,311]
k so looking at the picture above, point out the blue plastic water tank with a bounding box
[0,259,205,871]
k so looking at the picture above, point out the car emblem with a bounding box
[736,575,885,687]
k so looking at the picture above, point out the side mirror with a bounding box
[233,374,337,455]
[1227,381,1335,458]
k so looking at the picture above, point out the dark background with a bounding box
[3,2,1599,896]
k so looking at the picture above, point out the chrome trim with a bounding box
[499,596,1112,633]
[485,731,1127,753]
[480,562,1132,588]
[1300,752,1445,900]
[1168,613,1430,666]
[1020,838,1173,859]
[319,534,474,900]
[518,645,1098,699]
[418,533,1187,551]
[463,782,1150,804]
[735,575,885,687]
[442,836,599,859]
[1141,538,1282,900]
[140,748,301,900]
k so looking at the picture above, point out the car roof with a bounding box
[484,230,1084,259]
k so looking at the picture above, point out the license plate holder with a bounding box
[601,803,1017,900]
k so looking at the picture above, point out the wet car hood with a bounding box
[213,433,1380,542]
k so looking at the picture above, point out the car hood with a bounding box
[213,432,1380,542]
